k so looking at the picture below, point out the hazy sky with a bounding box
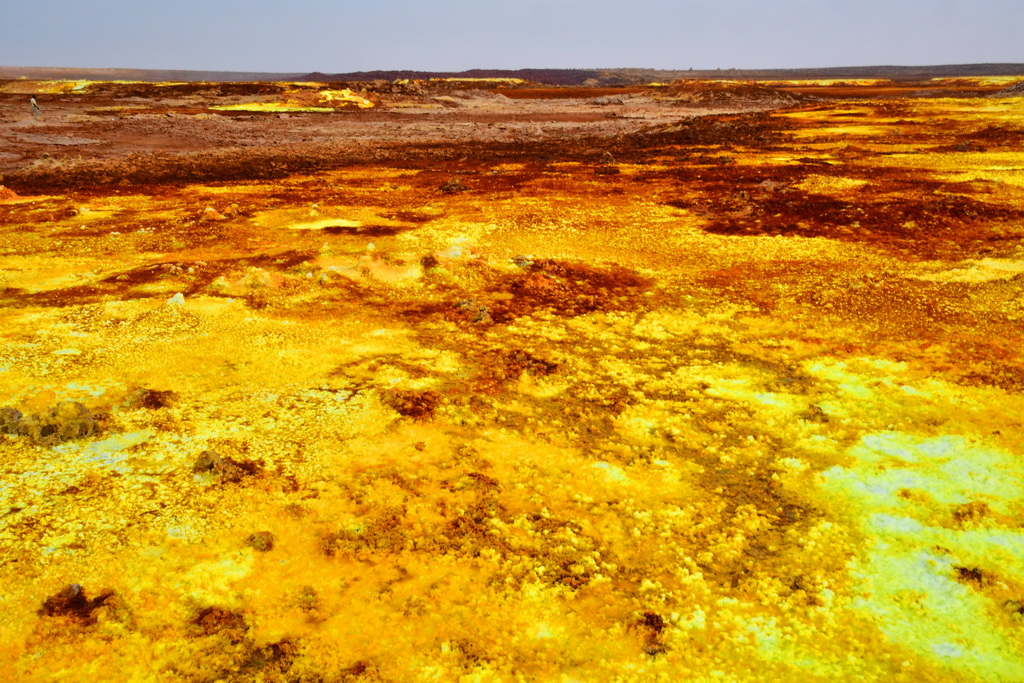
[2,0,1021,73]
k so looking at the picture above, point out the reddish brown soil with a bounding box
[3,82,1022,264]
[495,87,650,99]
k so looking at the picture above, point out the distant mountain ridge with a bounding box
[2,63,1023,84]
[302,68,604,85]
[0,66,306,82]
[304,64,1024,85]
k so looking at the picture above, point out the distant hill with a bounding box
[656,63,1024,81]
[305,64,1024,85]
[2,63,1023,85]
[302,68,604,85]
[0,66,305,82]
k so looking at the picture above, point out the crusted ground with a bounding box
[1,78,1023,682]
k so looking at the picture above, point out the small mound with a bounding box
[386,390,442,420]
[193,450,263,483]
[991,81,1024,97]
[123,388,176,410]
[14,401,98,446]
[0,185,19,201]
[39,584,118,624]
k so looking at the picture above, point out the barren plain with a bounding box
[1,76,1024,682]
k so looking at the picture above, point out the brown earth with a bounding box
[0,80,773,191]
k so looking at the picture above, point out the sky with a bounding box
[1,0,1021,73]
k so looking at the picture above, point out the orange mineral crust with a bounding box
[1,78,1023,681]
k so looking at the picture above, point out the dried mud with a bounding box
[1,78,1024,682]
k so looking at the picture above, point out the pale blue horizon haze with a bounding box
[1,0,1021,73]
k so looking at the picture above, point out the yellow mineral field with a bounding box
[0,78,1023,682]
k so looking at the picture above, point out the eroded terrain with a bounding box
[1,78,1024,682]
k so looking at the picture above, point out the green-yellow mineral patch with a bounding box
[820,432,1024,680]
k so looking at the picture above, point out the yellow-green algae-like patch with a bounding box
[210,103,334,113]
[794,175,869,194]
[283,218,362,231]
[210,88,374,113]
[80,430,155,464]
[180,552,256,606]
[820,432,1024,681]
[914,258,1024,284]
[251,206,408,233]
